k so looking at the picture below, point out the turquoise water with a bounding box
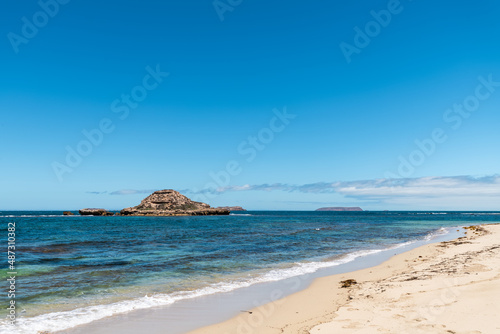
[1,211,499,333]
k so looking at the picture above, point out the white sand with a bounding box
[189,224,500,334]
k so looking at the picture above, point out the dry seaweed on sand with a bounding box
[340,279,357,288]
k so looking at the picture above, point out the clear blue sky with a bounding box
[1,0,500,210]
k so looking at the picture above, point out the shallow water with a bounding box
[1,211,499,334]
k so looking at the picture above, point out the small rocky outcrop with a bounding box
[79,208,114,216]
[120,190,230,216]
[316,207,363,212]
[63,211,75,216]
[217,206,247,212]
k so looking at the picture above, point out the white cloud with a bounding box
[186,175,500,202]
[334,175,500,199]
[96,175,500,209]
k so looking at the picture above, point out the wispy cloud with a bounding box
[90,175,500,209]
[184,175,500,201]
[332,175,500,200]
[188,182,338,195]
[87,189,159,196]
[109,189,158,196]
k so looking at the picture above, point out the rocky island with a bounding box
[316,207,363,212]
[119,189,230,216]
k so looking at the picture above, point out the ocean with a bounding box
[1,211,499,334]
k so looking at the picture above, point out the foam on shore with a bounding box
[0,227,454,334]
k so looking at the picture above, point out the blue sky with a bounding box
[1,0,500,210]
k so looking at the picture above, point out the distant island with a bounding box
[79,190,230,216]
[217,206,247,212]
[316,207,363,212]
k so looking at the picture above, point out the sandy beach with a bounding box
[189,224,500,334]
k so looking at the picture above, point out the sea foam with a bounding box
[0,227,452,334]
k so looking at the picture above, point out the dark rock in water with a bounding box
[79,208,114,216]
[217,206,247,212]
[120,190,230,216]
[63,211,75,216]
[316,207,363,212]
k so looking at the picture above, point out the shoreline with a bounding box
[189,224,500,334]
[51,226,466,334]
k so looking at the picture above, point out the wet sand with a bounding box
[189,224,500,334]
